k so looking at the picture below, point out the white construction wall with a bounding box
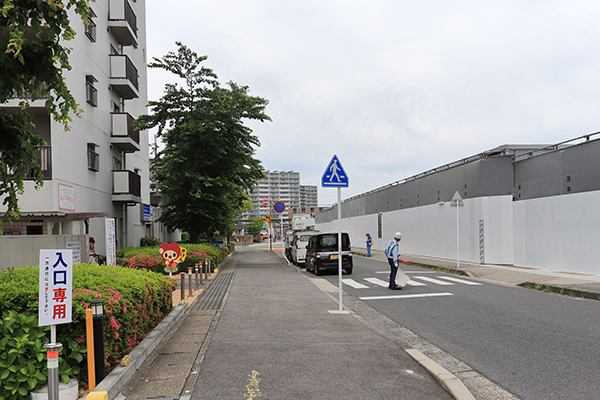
[317,191,600,275]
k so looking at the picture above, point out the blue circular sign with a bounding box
[273,201,285,213]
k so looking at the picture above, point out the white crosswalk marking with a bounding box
[411,276,455,285]
[405,279,427,286]
[364,277,389,287]
[340,274,484,289]
[360,292,454,300]
[342,279,369,289]
[436,276,482,285]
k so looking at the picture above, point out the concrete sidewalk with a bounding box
[112,249,462,400]
[189,249,456,400]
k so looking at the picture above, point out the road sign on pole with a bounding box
[321,155,350,314]
[264,215,273,223]
[261,199,269,206]
[321,155,349,187]
[273,201,285,213]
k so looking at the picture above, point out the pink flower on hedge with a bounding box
[115,333,119,339]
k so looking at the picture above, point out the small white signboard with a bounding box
[66,241,81,264]
[58,183,75,211]
[105,218,117,266]
[39,249,73,326]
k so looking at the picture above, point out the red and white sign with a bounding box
[39,249,73,326]
[261,199,269,206]
[58,183,75,211]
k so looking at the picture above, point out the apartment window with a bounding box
[84,9,97,42]
[113,157,122,171]
[85,76,97,107]
[87,144,99,171]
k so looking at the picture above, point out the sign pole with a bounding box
[450,191,464,269]
[456,198,460,269]
[337,187,343,311]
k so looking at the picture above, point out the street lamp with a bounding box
[91,301,105,384]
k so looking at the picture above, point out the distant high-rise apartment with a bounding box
[299,185,318,208]
[248,171,300,216]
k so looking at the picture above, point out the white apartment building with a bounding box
[0,0,170,268]
[248,171,301,217]
[299,185,318,208]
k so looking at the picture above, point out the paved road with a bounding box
[319,255,600,400]
[191,249,454,400]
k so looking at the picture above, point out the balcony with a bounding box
[108,0,138,46]
[112,170,141,203]
[4,146,52,179]
[111,112,140,152]
[109,54,139,99]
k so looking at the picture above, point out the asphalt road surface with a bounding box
[319,256,600,400]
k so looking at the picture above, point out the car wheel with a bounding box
[314,264,321,276]
[345,268,353,275]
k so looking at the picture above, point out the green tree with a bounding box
[245,216,265,236]
[0,0,89,226]
[137,43,270,242]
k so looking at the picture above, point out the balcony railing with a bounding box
[109,54,139,99]
[4,146,52,179]
[9,83,50,100]
[110,113,140,151]
[108,0,138,46]
[113,170,141,198]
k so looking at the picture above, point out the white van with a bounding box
[290,230,319,266]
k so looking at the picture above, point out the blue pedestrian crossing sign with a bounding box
[321,154,349,187]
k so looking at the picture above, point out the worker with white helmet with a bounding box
[384,232,403,289]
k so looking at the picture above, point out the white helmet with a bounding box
[394,232,402,240]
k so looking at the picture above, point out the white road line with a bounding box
[436,276,482,285]
[412,276,455,285]
[342,279,369,289]
[360,292,454,300]
[405,280,427,286]
[364,277,390,287]
[404,271,436,274]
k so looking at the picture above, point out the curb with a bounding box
[88,301,189,400]
[87,257,231,400]
[405,349,476,400]
[519,282,600,301]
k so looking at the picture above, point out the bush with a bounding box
[0,264,176,398]
[140,236,161,247]
[121,243,229,274]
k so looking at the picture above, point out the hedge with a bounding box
[0,264,176,400]
[120,243,228,274]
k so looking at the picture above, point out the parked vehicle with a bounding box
[305,233,353,275]
[291,230,320,266]
[285,214,317,263]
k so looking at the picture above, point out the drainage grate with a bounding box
[193,272,233,310]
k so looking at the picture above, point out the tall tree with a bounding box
[137,42,270,242]
[0,0,89,224]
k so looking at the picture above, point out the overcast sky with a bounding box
[146,0,600,206]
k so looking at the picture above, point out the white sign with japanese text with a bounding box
[66,241,81,264]
[105,218,117,266]
[39,249,73,327]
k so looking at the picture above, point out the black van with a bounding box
[305,233,352,275]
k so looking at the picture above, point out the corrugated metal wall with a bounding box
[315,138,600,274]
